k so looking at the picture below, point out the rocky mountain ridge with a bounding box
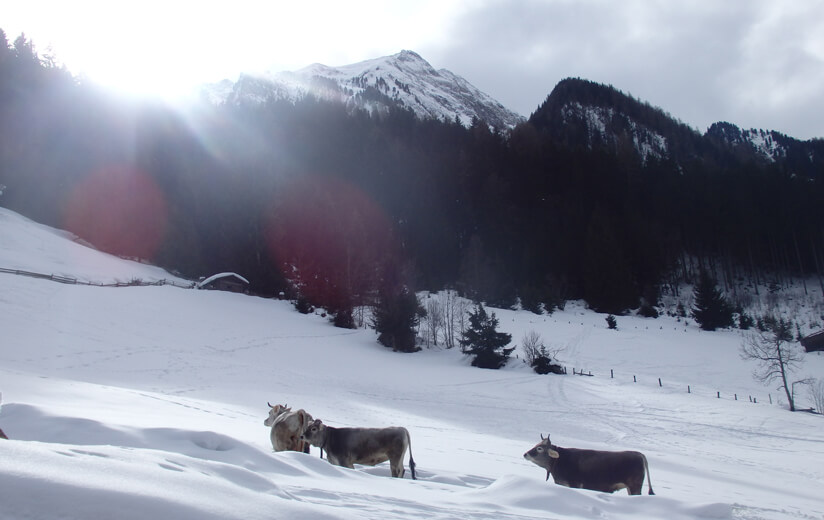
[202,50,525,130]
[531,78,823,176]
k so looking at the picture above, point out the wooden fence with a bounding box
[563,365,792,410]
[0,267,194,289]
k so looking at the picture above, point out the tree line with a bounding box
[2,30,823,325]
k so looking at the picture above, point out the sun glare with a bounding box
[2,0,468,100]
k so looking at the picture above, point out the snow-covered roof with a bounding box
[197,272,249,288]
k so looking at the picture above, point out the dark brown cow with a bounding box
[301,419,416,479]
[524,434,654,495]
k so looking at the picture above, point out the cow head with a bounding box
[300,418,328,447]
[524,434,561,481]
[264,402,291,427]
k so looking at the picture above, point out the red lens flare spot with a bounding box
[64,166,168,261]
[265,176,393,309]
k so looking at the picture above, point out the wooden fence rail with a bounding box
[563,364,781,410]
[0,267,194,289]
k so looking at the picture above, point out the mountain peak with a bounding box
[396,49,424,61]
[202,51,524,129]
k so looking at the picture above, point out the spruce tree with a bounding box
[372,286,423,353]
[459,303,514,369]
[691,270,734,331]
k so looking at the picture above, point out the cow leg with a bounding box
[390,458,405,478]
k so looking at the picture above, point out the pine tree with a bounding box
[531,346,564,375]
[371,286,423,353]
[691,269,734,331]
[459,303,513,369]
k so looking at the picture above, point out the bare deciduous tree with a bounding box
[439,289,469,349]
[422,298,444,348]
[521,331,566,368]
[740,317,804,411]
[522,331,544,366]
[810,379,824,415]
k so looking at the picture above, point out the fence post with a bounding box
[735,394,738,400]
[658,378,662,387]
[687,385,691,394]
[717,391,720,398]
[633,375,637,383]
[769,394,772,404]
[611,369,614,379]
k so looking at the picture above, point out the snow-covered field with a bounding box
[1,206,822,520]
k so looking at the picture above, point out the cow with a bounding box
[301,418,416,479]
[264,402,313,454]
[524,434,654,495]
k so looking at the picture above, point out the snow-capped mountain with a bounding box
[202,50,525,129]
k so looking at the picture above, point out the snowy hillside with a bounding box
[202,50,525,129]
[559,101,669,163]
[1,206,823,520]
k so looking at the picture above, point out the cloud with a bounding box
[426,0,824,139]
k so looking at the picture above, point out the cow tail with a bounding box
[643,454,655,495]
[407,429,417,480]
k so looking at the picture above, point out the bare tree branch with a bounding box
[740,318,804,411]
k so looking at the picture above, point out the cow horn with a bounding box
[540,433,545,440]
[268,401,272,408]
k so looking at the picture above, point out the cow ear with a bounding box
[548,448,560,459]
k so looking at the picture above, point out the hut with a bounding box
[197,272,249,294]
[800,330,824,353]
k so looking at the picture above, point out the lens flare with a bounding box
[265,175,394,308]
[64,165,168,261]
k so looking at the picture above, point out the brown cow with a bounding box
[524,434,654,495]
[301,418,416,479]
[264,403,313,453]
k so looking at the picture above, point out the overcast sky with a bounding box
[3,0,823,139]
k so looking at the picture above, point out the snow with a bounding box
[743,129,785,162]
[561,102,668,163]
[204,51,525,129]
[1,204,823,520]
[197,272,250,288]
